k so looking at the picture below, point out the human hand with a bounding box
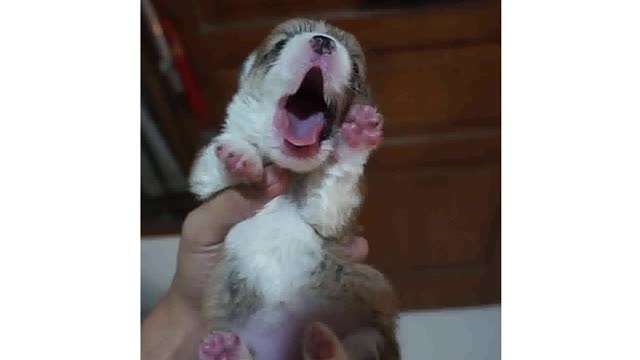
[302,322,355,360]
[144,164,370,360]
[142,166,291,360]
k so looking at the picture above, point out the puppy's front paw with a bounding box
[199,332,248,360]
[341,104,383,150]
[215,139,263,183]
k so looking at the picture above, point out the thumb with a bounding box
[181,165,289,247]
[224,165,289,222]
[303,322,350,360]
[241,165,289,202]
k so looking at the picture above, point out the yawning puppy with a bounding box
[190,18,399,360]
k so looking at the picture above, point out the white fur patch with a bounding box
[224,196,324,306]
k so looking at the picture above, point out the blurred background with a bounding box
[141,0,500,358]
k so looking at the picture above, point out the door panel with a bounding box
[369,44,501,134]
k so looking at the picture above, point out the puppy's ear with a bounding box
[238,50,257,87]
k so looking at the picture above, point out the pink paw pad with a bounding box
[215,144,262,182]
[199,332,241,360]
[341,104,383,148]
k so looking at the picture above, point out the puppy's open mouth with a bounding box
[280,67,332,157]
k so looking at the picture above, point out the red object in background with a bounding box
[160,18,208,130]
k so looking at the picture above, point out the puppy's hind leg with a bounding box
[312,258,400,360]
[199,331,254,360]
[200,256,261,360]
[344,264,400,360]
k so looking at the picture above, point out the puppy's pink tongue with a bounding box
[284,112,325,146]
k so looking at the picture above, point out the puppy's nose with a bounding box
[310,35,335,55]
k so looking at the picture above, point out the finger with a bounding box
[220,165,290,222]
[303,322,350,360]
[348,236,369,263]
[262,165,290,197]
[238,165,289,201]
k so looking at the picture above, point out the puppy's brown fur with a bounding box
[198,18,399,360]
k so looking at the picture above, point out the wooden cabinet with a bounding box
[150,0,501,309]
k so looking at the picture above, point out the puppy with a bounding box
[190,18,399,360]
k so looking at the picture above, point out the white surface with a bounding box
[141,235,179,316]
[398,306,500,360]
[142,236,500,359]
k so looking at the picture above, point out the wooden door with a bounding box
[150,0,501,309]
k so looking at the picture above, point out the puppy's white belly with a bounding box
[224,196,324,307]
